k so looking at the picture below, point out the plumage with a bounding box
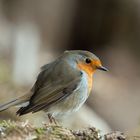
[0,50,107,121]
[17,55,82,115]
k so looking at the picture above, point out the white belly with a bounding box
[48,72,89,117]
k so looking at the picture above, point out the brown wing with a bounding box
[17,60,82,115]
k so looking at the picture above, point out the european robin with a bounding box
[0,50,108,123]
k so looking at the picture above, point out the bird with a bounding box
[0,50,108,124]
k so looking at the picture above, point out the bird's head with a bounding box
[64,50,108,74]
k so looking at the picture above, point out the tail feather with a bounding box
[0,99,24,111]
[0,94,31,112]
[16,106,30,116]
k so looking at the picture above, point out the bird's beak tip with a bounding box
[97,66,108,72]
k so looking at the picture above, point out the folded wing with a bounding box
[17,60,82,115]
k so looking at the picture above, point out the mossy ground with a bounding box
[0,120,102,140]
[0,120,129,140]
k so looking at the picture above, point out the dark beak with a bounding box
[97,66,108,71]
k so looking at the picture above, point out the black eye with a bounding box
[85,58,91,64]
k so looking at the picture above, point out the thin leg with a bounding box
[47,113,58,125]
[52,116,58,125]
[48,113,53,123]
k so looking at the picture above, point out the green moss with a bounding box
[0,120,102,140]
[0,120,13,128]
[35,127,46,135]
[0,120,126,140]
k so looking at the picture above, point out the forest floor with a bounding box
[0,120,127,140]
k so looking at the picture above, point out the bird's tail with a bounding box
[0,94,31,112]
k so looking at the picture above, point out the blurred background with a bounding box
[0,0,140,136]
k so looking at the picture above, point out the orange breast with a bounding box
[77,63,94,94]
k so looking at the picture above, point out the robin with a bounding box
[0,50,108,123]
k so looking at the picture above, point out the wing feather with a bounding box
[33,78,80,112]
[17,59,82,115]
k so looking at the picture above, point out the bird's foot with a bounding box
[47,113,59,126]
